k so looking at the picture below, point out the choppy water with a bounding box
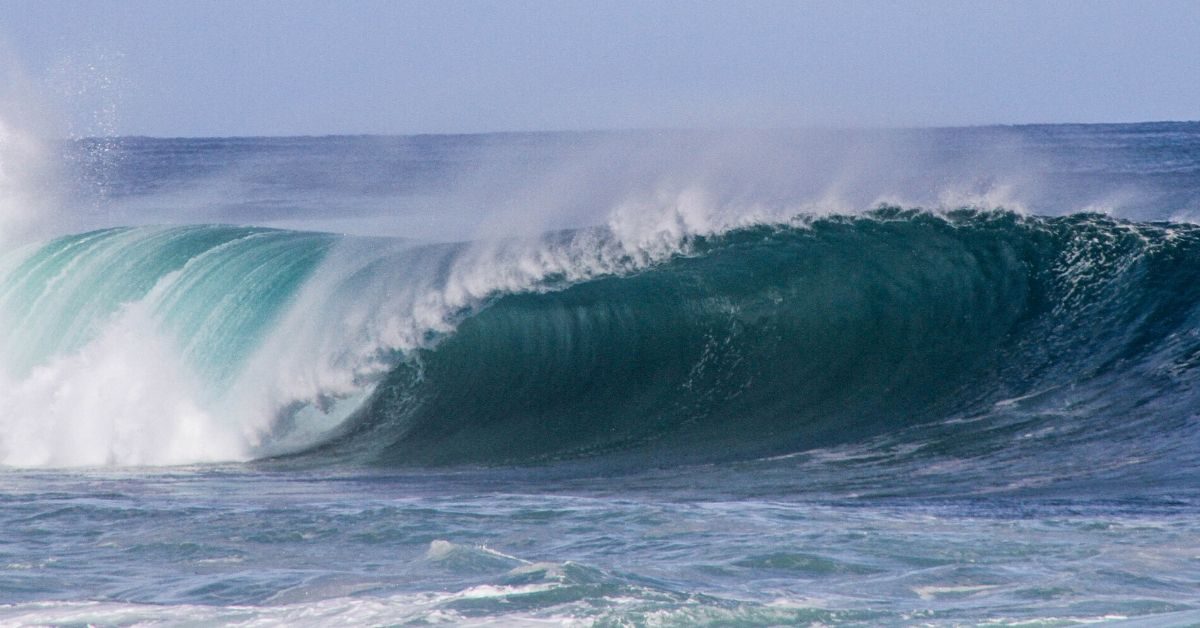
[2,469,1199,626]
[1,123,1199,625]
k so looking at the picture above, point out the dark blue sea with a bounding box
[1,124,1199,625]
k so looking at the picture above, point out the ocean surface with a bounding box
[1,123,1200,626]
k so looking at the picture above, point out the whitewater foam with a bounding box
[0,226,334,466]
[0,302,245,467]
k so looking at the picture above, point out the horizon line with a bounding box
[63,119,1200,142]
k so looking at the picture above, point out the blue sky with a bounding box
[3,0,1198,136]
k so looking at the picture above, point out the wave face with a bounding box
[318,210,1200,476]
[3,209,1200,481]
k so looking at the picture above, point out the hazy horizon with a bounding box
[47,118,1200,142]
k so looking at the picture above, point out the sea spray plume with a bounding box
[62,126,1183,244]
[0,48,79,245]
[431,128,1047,243]
[75,128,1059,241]
[0,110,57,244]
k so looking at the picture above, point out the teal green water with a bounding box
[0,226,335,385]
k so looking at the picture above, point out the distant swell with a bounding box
[3,209,1200,473]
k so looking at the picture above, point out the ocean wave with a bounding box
[3,209,1200,475]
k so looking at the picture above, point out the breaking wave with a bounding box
[3,208,1200,479]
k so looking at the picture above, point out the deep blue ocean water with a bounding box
[1,124,1199,625]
